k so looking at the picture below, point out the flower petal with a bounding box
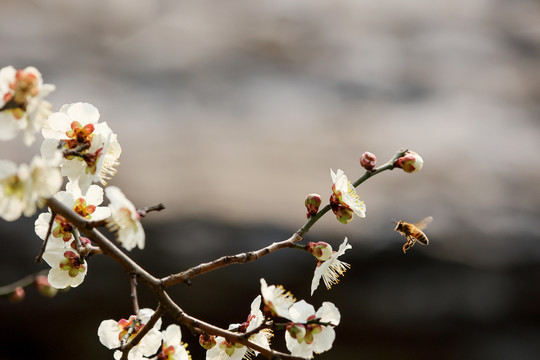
[98,319,121,349]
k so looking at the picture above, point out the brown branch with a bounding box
[45,198,162,291]
[61,142,90,157]
[45,197,306,359]
[157,291,307,360]
[160,232,302,287]
[130,273,140,316]
[240,321,273,340]
[35,210,55,263]
[85,203,166,229]
[137,203,165,217]
[0,98,22,111]
[79,244,103,258]
[297,148,409,236]
[73,229,83,254]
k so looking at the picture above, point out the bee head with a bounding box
[390,219,402,231]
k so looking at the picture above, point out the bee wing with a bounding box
[413,216,433,230]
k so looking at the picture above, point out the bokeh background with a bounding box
[2,0,540,359]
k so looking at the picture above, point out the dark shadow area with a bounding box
[2,217,539,360]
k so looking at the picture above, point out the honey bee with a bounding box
[393,216,433,253]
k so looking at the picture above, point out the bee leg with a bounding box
[402,238,415,253]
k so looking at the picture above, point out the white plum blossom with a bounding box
[330,169,366,219]
[0,65,55,145]
[155,325,191,360]
[0,156,62,221]
[284,300,341,358]
[41,239,88,288]
[105,186,145,251]
[311,238,352,295]
[35,181,111,246]
[206,295,272,360]
[98,308,163,360]
[53,181,111,222]
[41,102,121,193]
[260,278,295,319]
[34,182,111,289]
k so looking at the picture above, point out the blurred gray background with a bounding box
[1,0,540,359]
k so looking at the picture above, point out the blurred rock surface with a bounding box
[1,1,540,359]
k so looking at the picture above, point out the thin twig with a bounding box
[298,148,408,236]
[240,321,273,340]
[119,304,165,360]
[73,228,83,253]
[0,269,49,297]
[78,244,103,258]
[160,233,301,287]
[35,210,56,263]
[62,143,90,157]
[137,203,165,218]
[85,203,166,229]
[130,273,140,316]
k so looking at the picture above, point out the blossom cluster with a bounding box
[260,279,341,358]
[98,308,190,360]
[0,66,55,145]
[196,279,341,359]
[0,66,145,291]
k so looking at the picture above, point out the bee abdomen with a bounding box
[415,231,429,245]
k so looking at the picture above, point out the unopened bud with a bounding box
[333,205,354,224]
[307,241,333,261]
[305,194,322,218]
[330,193,354,224]
[35,275,58,298]
[394,151,424,173]
[199,334,217,350]
[286,323,306,341]
[360,152,377,170]
[9,287,25,303]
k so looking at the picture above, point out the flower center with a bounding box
[117,316,144,343]
[82,147,103,175]
[64,121,95,150]
[10,70,39,105]
[157,345,176,360]
[73,198,96,219]
[52,214,74,241]
[1,174,24,199]
[219,340,243,356]
[59,251,86,278]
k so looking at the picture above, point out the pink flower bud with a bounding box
[333,205,354,224]
[35,275,58,298]
[199,334,217,350]
[330,193,354,224]
[360,152,377,170]
[307,241,333,261]
[9,287,25,303]
[305,194,322,218]
[394,150,424,173]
